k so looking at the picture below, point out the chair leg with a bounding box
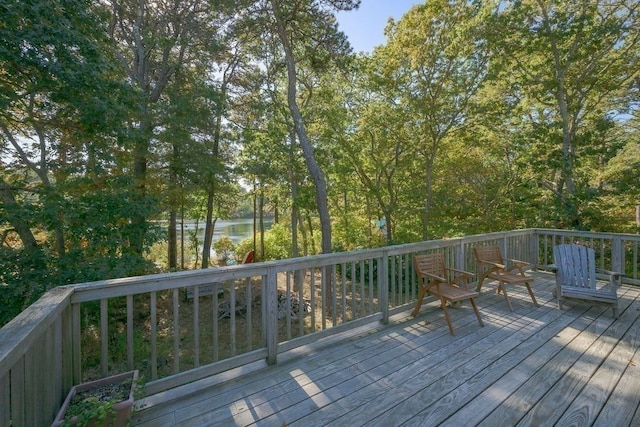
[469,298,484,327]
[500,283,513,311]
[557,289,563,310]
[411,286,427,317]
[441,298,455,336]
[525,282,539,307]
[476,274,487,292]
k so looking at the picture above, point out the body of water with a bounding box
[177,218,273,245]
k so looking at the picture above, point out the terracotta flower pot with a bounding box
[51,370,138,427]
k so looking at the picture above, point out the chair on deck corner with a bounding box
[474,246,539,311]
[552,244,623,318]
[411,253,484,336]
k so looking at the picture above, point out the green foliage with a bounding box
[261,223,294,261]
[602,140,640,195]
[62,397,115,427]
[331,214,377,251]
[234,238,256,263]
[0,247,50,326]
[488,0,640,227]
[2,0,640,330]
[60,372,143,427]
[213,236,236,264]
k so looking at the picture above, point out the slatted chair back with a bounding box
[413,253,446,287]
[474,246,504,266]
[411,253,484,336]
[553,244,596,290]
[552,243,622,318]
[473,245,538,311]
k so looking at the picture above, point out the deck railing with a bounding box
[1,228,639,426]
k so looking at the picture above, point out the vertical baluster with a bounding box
[172,289,179,374]
[310,269,316,333]
[230,282,237,356]
[246,278,253,351]
[212,283,219,362]
[100,298,108,377]
[340,263,346,323]
[127,295,133,370]
[350,262,356,319]
[150,291,157,380]
[193,286,199,368]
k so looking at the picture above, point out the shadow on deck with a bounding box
[133,271,640,427]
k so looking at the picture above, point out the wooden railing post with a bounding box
[612,237,623,275]
[501,236,508,258]
[454,241,465,271]
[100,299,108,377]
[531,230,540,269]
[265,267,278,365]
[379,252,389,325]
[72,302,81,385]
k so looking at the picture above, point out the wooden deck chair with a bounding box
[411,253,484,336]
[474,246,539,311]
[553,244,623,318]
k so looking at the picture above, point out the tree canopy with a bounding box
[1,0,639,325]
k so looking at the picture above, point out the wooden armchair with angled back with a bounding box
[411,253,484,336]
[473,245,539,311]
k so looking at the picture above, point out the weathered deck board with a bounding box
[314,301,566,426]
[478,286,639,426]
[555,305,640,426]
[133,272,640,427]
[594,331,640,426]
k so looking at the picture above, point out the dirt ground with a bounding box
[81,269,379,382]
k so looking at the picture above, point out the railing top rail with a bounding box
[68,229,541,301]
[0,286,73,376]
[534,228,640,241]
[0,228,543,378]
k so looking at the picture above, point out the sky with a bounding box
[335,1,424,53]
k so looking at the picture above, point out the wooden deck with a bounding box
[133,271,640,427]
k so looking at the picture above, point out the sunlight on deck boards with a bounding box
[132,271,640,427]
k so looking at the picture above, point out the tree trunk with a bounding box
[290,129,300,260]
[292,189,304,291]
[202,86,225,268]
[253,181,257,257]
[547,20,579,228]
[168,209,177,270]
[180,203,185,270]
[168,143,179,270]
[271,0,332,255]
[130,117,151,256]
[290,128,304,290]
[384,213,393,245]
[422,154,435,241]
[0,177,39,250]
[259,188,265,260]
[202,190,215,268]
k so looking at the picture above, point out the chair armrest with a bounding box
[503,257,530,268]
[445,267,474,277]
[420,272,448,283]
[503,257,531,275]
[596,268,625,287]
[477,260,505,270]
[595,268,624,278]
[445,268,474,289]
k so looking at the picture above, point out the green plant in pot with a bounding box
[51,370,140,427]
